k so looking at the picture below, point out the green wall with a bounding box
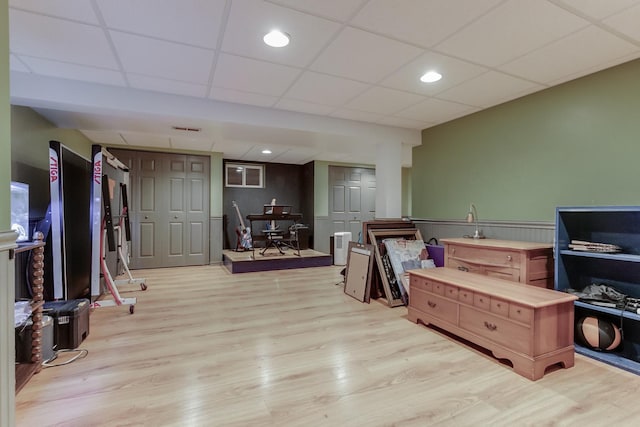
[11,106,93,169]
[0,0,9,229]
[413,58,640,222]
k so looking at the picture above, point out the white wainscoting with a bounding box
[0,230,17,427]
[412,218,555,245]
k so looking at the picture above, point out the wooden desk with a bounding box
[15,233,46,393]
[441,238,554,288]
[408,267,577,380]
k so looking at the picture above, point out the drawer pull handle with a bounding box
[516,309,521,314]
[506,255,512,261]
[484,321,497,331]
[427,301,437,308]
[496,303,501,308]
[458,266,469,272]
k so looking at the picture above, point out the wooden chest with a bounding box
[408,268,577,380]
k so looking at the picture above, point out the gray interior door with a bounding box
[329,166,376,243]
[111,149,210,269]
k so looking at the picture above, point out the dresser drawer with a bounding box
[410,289,457,324]
[432,281,446,296]
[450,259,520,282]
[444,285,459,300]
[485,266,520,282]
[509,303,533,325]
[458,288,474,305]
[448,245,520,267]
[473,293,491,311]
[448,259,484,275]
[459,306,531,355]
[410,274,433,293]
[490,297,509,317]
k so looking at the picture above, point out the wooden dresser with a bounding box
[408,268,577,380]
[441,238,554,288]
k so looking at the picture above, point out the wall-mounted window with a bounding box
[225,163,264,188]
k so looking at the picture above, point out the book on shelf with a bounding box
[568,240,622,253]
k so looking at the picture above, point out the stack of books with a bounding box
[568,240,622,253]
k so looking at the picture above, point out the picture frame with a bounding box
[368,228,423,307]
[344,241,375,303]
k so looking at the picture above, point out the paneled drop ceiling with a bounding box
[8,0,640,165]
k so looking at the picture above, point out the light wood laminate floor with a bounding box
[16,265,640,426]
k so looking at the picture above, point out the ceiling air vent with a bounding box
[172,126,201,132]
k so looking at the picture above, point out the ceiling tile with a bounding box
[222,0,342,68]
[212,140,253,159]
[127,74,208,98]
[121,132,171,148]
[97,0,226,48]
[9,54,30,72]
[213,53,301,97]
[311,27,424,83]
[436,0,589,67]
[500,26,640,84]
[9,0,100,24]
[378,116,432,130]
[345,86,424,115]
[352,0,502,47]
[79,130,127,145]
[603,3,640,42]
[19,57,126,86]
[274,98,336,115]
[381,51,488,96]
[209,86,278,108]
[170,136,215,152]
[284,72,369,106]
[9,9,119,69]
[437,71,543,108]
[554,0,640,20]
[222,122,312,147]
[329,108,385,123]
[267,0,367,22]
[110,31,214,84]
[395,97,478,123]
[244,145,286,160]
[272,147,323,165]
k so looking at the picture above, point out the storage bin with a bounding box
[43,299,90,350]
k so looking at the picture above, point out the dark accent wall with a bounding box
[301,161,315,247]
[223,160,313,249]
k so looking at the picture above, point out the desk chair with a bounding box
[261,228,285,255]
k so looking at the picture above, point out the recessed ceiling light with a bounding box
[263,30,290,48]
[420,71,442,83]
[262,149,272,154]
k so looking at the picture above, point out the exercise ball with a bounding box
[575,316,622,351]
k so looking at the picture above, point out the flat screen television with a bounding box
[48,141,92,301]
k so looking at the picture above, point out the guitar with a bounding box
[269,198,277,230]
[232,201,252,250]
